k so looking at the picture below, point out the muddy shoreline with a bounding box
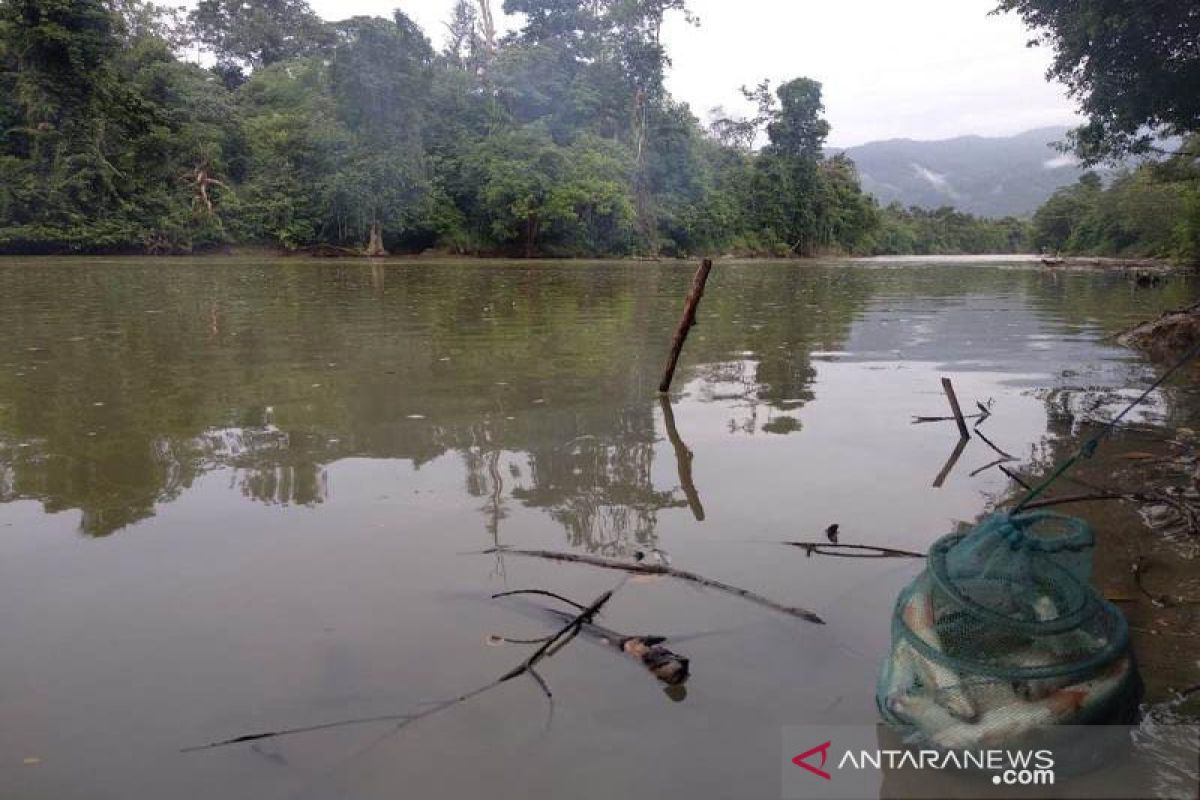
[991,421,1200,711]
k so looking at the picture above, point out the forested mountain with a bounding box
[0,0,888,258]
[836,127,1097,218]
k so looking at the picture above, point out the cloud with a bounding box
[1043,154,1078,169]
[911,163,959,198]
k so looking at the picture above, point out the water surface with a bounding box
[0,256,1193,799]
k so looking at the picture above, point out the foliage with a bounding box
[189,0,329,81]
[1032,153,1200,265]
[0,0,1063,259]
[997,2,1200,265]
[871,205,1031,256]
[995,0,1200,165]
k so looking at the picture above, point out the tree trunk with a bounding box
[524,214,537,258]
[365,221,387,257]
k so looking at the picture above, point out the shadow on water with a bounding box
[0,259,875,545]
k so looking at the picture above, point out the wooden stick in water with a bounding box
[998,465,1032,490]
[182,587,617,752]
[481,547,824,624]
[941,377,970,440]
[780,542,925,559]
[658,259,714,394]
[973,427,1015,460]
[912,413,987,424]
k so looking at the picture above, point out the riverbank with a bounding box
[7,248,1186,277]
[993,424,1200,709]
[1039,255,1178,271]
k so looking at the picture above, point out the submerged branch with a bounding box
[970,457,1013,478]
[998,465,1032,490]
[535,605,692,688]
[780,541,925,559]
[183,586,617,752]
[492,589,587,611]
[912,413,988,424]
[480,548,824,624]
[973,428,1015,460]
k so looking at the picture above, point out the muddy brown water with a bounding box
[0,256,1196,799]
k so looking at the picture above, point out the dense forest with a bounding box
[0,0,1037,258]
[0,0,1194,262]
[1032,150,1200,262]
[0,0,867,257]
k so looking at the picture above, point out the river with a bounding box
[0,256,1195,798]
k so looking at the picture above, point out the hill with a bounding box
[836,127,1092,218]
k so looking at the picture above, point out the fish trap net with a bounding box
[878,511,1141,751]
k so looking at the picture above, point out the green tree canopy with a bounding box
[996,0,1200,163]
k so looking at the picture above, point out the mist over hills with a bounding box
[835,126,1094,218]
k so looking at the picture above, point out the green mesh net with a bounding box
[878,511,1142,750]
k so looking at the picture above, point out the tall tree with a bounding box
[189,0,329,81]
[750,77,833,255]
[328,12,435,252]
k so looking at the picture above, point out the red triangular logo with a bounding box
[792,741,832,780]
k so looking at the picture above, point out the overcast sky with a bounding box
[213,0,1082,147]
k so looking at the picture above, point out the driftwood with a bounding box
[183,586,617,752]
[481,547,824,624]
[540,607,690,686]
[493,590,691,688]
[658,259,714,393]
[781,542,925,559]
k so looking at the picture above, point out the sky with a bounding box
[201,0,1083,148]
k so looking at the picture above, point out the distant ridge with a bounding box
[831,126,1098,218]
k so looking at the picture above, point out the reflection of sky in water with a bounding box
[0,259,1195,799]
[842,293,1138,384]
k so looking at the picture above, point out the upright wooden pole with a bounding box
[658,259,713,394]
[940,377,970,440]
